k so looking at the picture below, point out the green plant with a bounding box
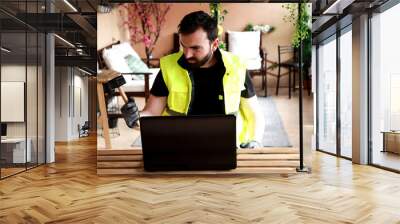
[244,23,254,32]
[283,2,312,79]
[209,3,228,24]
[209,3,228,50]
[218,42,226,50]
[282,2,311,48]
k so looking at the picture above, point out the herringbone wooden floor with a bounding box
[1,135,400,223]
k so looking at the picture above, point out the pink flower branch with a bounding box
[120,3,171,63]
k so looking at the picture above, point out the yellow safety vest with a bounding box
[159,50,253,144]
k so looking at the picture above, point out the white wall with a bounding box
[1,63,46,164]
[54,67,89,141]
[55,66,69,141]
[1,66,26,140]
[1,65,35,137]
[72,72,89,138]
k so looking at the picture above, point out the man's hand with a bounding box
[120,97,140,128]
[240,140,262,149]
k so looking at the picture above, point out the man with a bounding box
[136,11,265,148]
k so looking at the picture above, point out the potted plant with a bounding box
[120,3,171,65]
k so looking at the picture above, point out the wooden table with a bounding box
[97,147,299,175]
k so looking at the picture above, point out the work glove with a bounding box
[120,97,140,128]
[240,140,262,149]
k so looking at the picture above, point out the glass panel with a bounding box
[340,28,352,158]
[0,1,46,178]
[27,31,38,169]
[38,32,45,165]
[371,4,400,171]
[1,31,27,177]
[317,36,337,154]
[25,0,39,170]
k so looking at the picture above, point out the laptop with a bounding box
[139,115,237,171]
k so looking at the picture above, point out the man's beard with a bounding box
[186,49,214,69]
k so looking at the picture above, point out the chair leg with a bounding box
[288,67,291,99]
[276,65,281,95]
[263,71,266,90]
[293,68,297,92]
[261,71,265,90]
[264,71,268,97]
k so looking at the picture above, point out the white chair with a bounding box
[98,41,159,100]
[226,31,267,96]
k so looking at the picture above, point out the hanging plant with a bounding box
[209,3,228,50]
[209,3,228,25]
[282,2,312,79]
[282,2,311,48]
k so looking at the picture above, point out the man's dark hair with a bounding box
[178,11,218,42]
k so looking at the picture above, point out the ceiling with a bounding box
[1,0,395,72]
[0,0,98,73]
[1,0,100,14]
[311,0,390,42]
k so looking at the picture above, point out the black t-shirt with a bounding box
[150,50,256,115]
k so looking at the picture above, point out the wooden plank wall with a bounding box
[97,148,299,175]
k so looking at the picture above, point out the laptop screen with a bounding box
[139,115,237,171]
